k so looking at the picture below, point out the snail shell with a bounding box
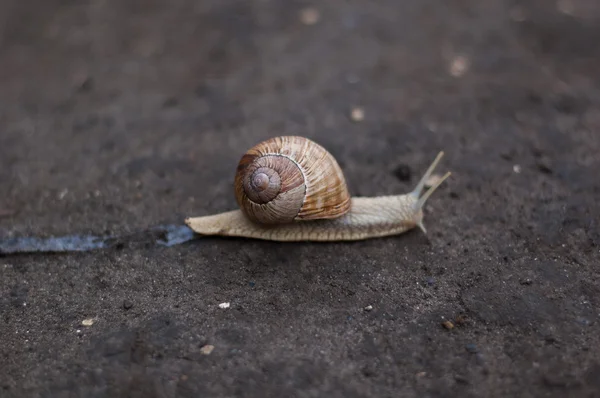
[233,136,351,224]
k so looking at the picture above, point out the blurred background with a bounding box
[1,0,599,237]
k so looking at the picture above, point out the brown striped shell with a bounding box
[234,136,352,224]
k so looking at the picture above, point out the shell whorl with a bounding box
[234,136,351,224]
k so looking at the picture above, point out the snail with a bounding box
[185,136,451,242]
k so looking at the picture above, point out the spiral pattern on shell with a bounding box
[234,136,352,224]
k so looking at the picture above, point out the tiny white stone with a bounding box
[299,7,320,25]
[81,318,95,326]
[449,55,470,77]
[364,305,373,311]
[218,302,230,309]
[200,345,215,355]
[350,107,365,122]
[513,164,522,173]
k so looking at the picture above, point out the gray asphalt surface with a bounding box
[1,1,600,397]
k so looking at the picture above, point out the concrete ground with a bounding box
[1,0,600,397]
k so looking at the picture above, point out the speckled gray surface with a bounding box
[1,0,600,397]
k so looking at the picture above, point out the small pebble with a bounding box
[299,7,320,25]
[442,320,454,330]
[465,343,478,353]
[81,318,95,326]
[180,375,188,381]
[350,107,365,122]
[200,345,215,355]
[416,371,427,378]
[218,302,230,309]
[123,300,133,310]
[449,55,470,77]
[364,305,373,311]
[520,278,533,285]
[513,164,522,174]
[557,0,575,15]
[426,277,435,286]
[249,281,255,287]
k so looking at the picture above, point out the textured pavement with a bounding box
[1,1,600,397]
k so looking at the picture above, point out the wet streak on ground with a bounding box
[0,225,196,254]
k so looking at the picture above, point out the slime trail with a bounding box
[0,235,109,253]
[0,225,197,255]
[155,225,197,247]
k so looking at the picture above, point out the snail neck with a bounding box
[345,194,422,231]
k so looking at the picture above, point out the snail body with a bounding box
[185,136,451,242]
